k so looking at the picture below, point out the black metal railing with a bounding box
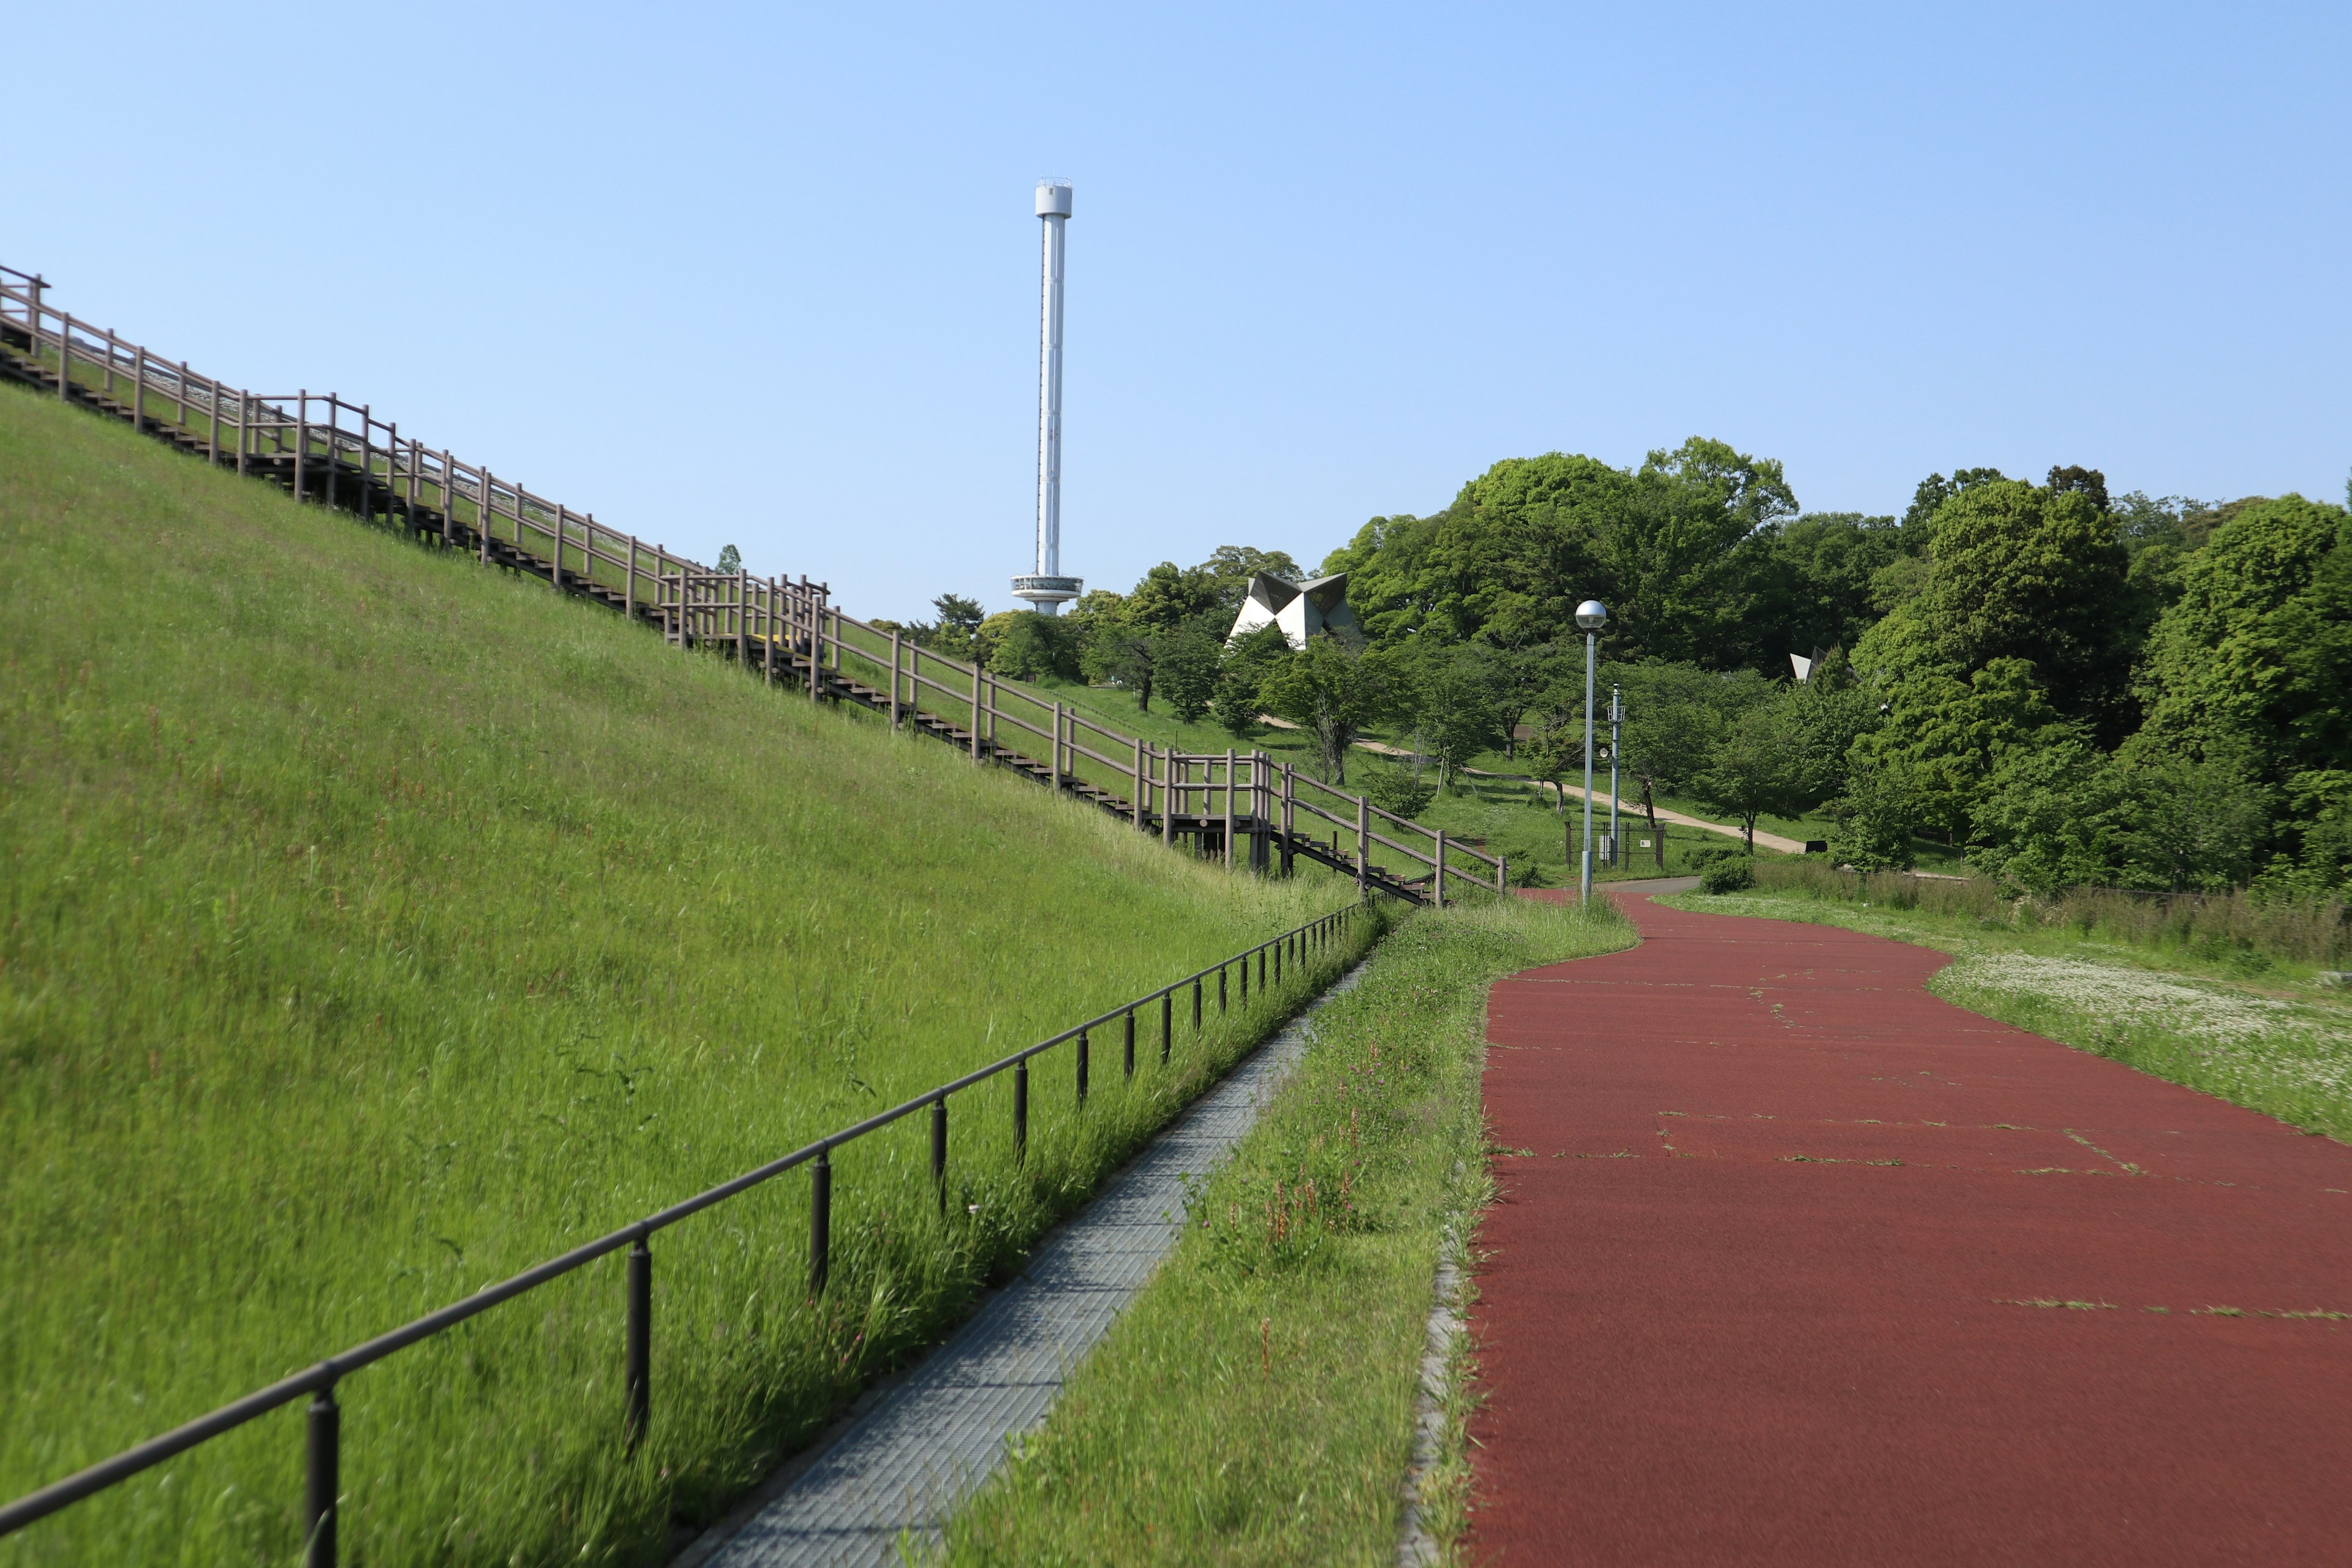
[0,902,1365,1562]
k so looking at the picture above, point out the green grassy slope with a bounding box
[0,383,1356,1566]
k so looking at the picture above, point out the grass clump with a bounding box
[0,383,1360,1566]
[1749,856,2352,970]
[1665,872,2352,1142]
[943,895,1632,1567]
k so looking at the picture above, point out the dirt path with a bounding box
[1469,891,2352,1564]
[1253,717,1806,853]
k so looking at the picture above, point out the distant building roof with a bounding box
[1227,571,1364,650]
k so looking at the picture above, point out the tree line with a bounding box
[886,438,2352,896]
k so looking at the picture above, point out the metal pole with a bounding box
[1013,1060,1029,1161]
[808,1151,831,1297]
[930,1098,948,1210]
[1581,631,1596,902]
[624,1238,650,1451]
[1161,991,1172,1063]
[1608,684,1622,870]
[1076,1028,1089,1107]
[304,1384,339,1568]
[1123,1009,1136,1078]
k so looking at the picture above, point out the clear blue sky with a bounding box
[16,2,2348,620]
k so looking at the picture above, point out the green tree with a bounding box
[1847,655,2065,843]
[987,611,1083,681]
[1910,478,2135,737]
[1259,636,1401,784]
[2135,494,2352,782]
[1827,753,1921,871]
[715,543,743,574]
[1900,467,2006,536]
[1155,624,1223,723]
[1402,644,1508,785]
[1972,737,2271,894]
[1727,512,1904,675]
[1692,698,1813,851]
[1211,624,1291,737]
[1197,546,1304,614]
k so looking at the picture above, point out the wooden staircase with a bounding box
[1,264,1504,907]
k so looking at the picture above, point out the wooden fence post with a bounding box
[1356,794,1369,895]
[478,469,492,564]
[1223,748,1236,868]
[56,311,72,400]
[970,667,982,760]
[1133,736,1144,826]
[1280,763,1295,876]
[889,631,902,726]
[1050,703,1063,791]
[295,393,309,501]
[1161,748,1173,844]
[1434,829,1447,910]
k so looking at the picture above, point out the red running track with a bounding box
[1470,891,2352,1566]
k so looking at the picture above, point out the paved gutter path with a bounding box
[684,962,1365,1568]
[1471,892,2352,1565]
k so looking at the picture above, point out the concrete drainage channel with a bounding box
[675,953,1378,1568]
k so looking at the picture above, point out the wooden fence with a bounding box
[0,262,1504,904]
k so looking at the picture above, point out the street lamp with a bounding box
[1575,599,1607,902]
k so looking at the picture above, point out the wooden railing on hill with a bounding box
[0,263,1505,904]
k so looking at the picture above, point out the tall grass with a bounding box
[0,383,1362,1566]
[1753,859,2351,970]
[944,896,1633,1566]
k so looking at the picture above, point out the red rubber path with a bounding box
[1469,891,2352,1565]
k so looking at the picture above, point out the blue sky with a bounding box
[15,2,2348,620]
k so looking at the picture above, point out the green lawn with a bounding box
[1665,867,2352,1142]
[944,895,1632,1566]
[0,383,1364,1567]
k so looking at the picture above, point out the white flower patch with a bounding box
[1948,953,2314,1047]
[1943,952,2352,1109]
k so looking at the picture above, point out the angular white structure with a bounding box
[1227,572,1364,650]
[1012,179,1081,613]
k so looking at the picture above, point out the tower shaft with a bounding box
[1012,179,1079,612]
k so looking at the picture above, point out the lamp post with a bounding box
[1575,600,1607,901]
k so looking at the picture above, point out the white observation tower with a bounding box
[1012,179,1081,612]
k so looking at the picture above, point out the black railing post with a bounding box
[931,1096,948,1210]
[1077,1030,1090,1107]
[1242,950,1250,1003]
[1258,946,1267,990]
[624,1236,651,1452]
[1014,1060,1029,1162]
[809,1150,831,1297]
[1161,992,1173,1063]
[1123,1009,1136,1079]
[1219,964,1228,1014]
[1275,935,1282,985]
[1193,977,1203,1031]
[304,1380,339,1568]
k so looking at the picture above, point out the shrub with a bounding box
[1700,856,1755,893]
[1364,764,1436,818]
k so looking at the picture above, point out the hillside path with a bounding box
[1470,891,2352,1565]
[1252,717,1806,853]
[676,961,1367,1568]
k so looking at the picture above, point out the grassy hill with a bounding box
[0,383,1359,1566]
